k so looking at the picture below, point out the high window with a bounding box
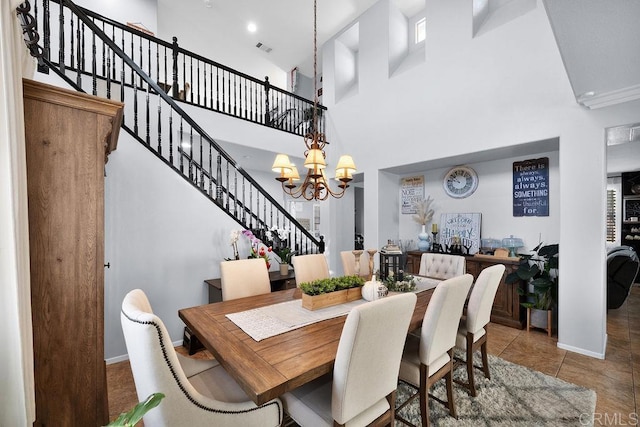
[414,17,426,44]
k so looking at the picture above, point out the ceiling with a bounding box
[157,0,425,76]
[159,0,640,174]
[543,0,640,109]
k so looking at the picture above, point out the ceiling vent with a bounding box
[256,42,272,53]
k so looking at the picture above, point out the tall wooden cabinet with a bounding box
[23,79,123,426]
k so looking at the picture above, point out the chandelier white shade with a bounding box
[271,0,355,201]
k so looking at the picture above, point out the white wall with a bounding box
[322,0,640,357]
[75,0,157,35]
[397,150,560,252]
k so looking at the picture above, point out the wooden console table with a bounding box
[204,270,296,303]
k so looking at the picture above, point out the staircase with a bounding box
[17,0,324,254]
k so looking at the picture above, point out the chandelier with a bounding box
[271,0,356,201]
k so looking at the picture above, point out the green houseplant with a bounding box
[505,243,558,333]
[106,393,164,426]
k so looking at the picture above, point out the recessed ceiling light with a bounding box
[247,22,257,33]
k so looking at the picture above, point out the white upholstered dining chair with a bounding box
[455,264,505,396]
[220,258,271,301]
[397,274,474,427]
[120,289,283,427]
[418,253,466,279]
[281,292,417,426]
[340,250,371,278]
[291,253,330,286]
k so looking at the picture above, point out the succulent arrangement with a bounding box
[299,276,365,296]
[384,271,417,292]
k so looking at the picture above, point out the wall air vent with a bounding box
[256,42,272,53]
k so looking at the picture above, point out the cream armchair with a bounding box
[121,289,283,427]
[291,253,330,286]
[418,253,466,279]
[340,250,371,278]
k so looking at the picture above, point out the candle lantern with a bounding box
[380,252,402,282]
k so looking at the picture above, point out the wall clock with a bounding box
[443,166,479,198]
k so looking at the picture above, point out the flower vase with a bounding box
[417,225,430,251]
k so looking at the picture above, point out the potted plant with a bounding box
[505,243,559,335]
[298,276,365,310]
[275,246,295,275]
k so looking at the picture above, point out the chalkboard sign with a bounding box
[513,157,549,217]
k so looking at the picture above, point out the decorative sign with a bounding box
[512,157,549,217]
[439,213,482,254]
[401,176,424,214]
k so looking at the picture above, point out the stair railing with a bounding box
[31,0,326,138]
[18,0,324,254]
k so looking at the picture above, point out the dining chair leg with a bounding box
[481,339,490,380]
[420,363,430,427]
[466,332,477,397]
[446,352,457,419]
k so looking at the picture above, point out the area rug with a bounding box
[395,351,597,426]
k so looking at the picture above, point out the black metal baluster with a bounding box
[172,37,178,98]
[179,119,184,174]
[197,60,201,105]
[91,32,97,95]
[221,70,226,113]
[208,143,213,196]
[182,53,186,101]
[157,96,162,154]
[261,79,267,124]
[74,17,81,86]
[139,34,143,87]
[145,87,150,144]
[80,21,85,73]
[58,1,64,72]
[242,176,246,225]
[163,45,167,95]
[130,30,134,86]
[216,154,223,203]
[70,16,74,72]
[199,135,204,189]
[209,65,213,109]
[249,184,253,228]
[106,52,111,99]
[169,111,174,165]
[189,56,193,103]
[250,81,254,121]
[233,74,237,116]
[225,163,229,210]
[189,127,194,181]
[111,27,116,80]
[101,21,105,77]
[244,79,248,119]
[41,0,50,73]
[156,41,160,90]
[203,65,207,109]
[233,170,238,217]
[216,66,220,111]
[227,71,231,113]
[120,69,125,107]
[133,84,138,135]
[147,38,152,82]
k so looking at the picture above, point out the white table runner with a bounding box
[226,299,367,341]
[226,277,440,342]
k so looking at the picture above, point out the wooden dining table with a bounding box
[178,287,435,406]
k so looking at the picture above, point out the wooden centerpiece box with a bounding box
[299,276,365,311]
[302,287,362,310]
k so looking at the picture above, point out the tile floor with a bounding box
[107,285,640,426]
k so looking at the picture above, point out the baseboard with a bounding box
[105,339,184,365]
[557,335,607,360]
